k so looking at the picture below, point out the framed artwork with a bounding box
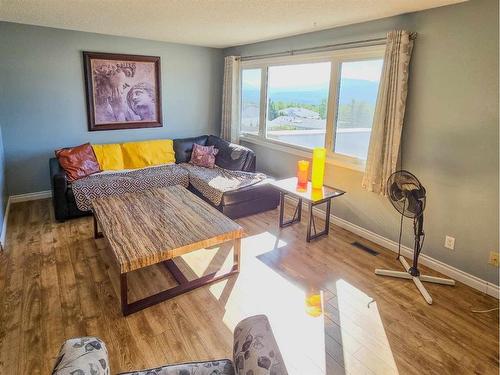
[83,51,162,131]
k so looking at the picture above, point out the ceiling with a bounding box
[0,0,466,48]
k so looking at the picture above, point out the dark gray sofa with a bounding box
[50,135,279,221]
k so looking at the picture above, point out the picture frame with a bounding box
[83,51,162,131]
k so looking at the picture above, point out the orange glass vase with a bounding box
[296,160,310,192]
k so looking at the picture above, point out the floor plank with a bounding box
[0,198,498,375]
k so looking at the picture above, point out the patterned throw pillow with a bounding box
[190,143,219,168]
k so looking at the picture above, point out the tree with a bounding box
[268,99,278,121]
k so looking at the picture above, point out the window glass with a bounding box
[240,69,261,135]
[266,62,331,148]
[333,59,383,159]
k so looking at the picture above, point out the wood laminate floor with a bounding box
[0,199,498,374]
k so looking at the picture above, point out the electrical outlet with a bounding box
[444,236,455,250]
[488,251,499,267]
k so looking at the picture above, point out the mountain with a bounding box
[242,78,380,106]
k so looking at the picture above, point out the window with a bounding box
[240,68,261,135]
[333,59,383,159]
[239,45,385,169]
[266,62,331,149]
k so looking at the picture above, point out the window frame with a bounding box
[239,44,386,171]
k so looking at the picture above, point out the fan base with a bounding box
[375,257,455,304]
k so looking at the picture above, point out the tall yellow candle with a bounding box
[311,147,326,189]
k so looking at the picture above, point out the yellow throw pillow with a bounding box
[91,143,125,171]
[121,139,175,169]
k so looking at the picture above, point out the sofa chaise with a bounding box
[51,315,288,375]
[50,135,279,221]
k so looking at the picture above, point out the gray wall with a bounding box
[225,0,499,284]
[0,22,223,195]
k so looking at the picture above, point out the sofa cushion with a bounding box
[173,135,209,163]
[180,163,266,206]
[55,143,101,181]
[190,143,218,168]
[118,359,235,375]
[121,139,175,169]
[92,143,125,170]
[207,135,252,171]
[72,164,189,211]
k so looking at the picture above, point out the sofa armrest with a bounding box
[233,315,288,375]
[207,135,256,172]
[50,157,69,221]
[52,337,109,375]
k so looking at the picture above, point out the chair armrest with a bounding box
[207,135,256,172]
[52,337,109,375]
[233,315,288,375]
[50,157,69,221]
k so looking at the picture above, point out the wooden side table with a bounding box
[270,177,345,242]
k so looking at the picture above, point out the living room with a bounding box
[0,0,498,374]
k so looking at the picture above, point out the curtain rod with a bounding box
[239,33,416,62]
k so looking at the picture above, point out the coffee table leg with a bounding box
[120,273,128,315]
[234,237,241,272]
[118,238,242,316]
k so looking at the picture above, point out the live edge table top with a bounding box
[92,186,243,273]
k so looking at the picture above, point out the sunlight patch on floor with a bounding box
[222,231,327,374]
[336,279,398,375]
[177,231,399,374]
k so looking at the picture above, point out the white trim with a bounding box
[0,190,53,248]
[9,190,52,203]
[285,196,500,299]
[0,197,10,248]
[240,44,385,172]
[241,134,366,172]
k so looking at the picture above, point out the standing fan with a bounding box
[375,170,455,304]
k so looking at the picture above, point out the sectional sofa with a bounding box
[50,135,279,221]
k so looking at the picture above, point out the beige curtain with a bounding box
[220,56,241,143]
[362,30,415,195]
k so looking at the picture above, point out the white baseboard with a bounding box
[0,197,10,248]
[285,196,500,299]
[0,190,52,248]
[9,190,52,203]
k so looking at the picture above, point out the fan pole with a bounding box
[409,208,424,277]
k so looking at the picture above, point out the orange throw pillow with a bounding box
[55,143,101,181]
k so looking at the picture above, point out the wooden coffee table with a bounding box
[270,177,345,242]
[92,186,243,316]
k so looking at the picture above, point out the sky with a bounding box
[242,59,383,90]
